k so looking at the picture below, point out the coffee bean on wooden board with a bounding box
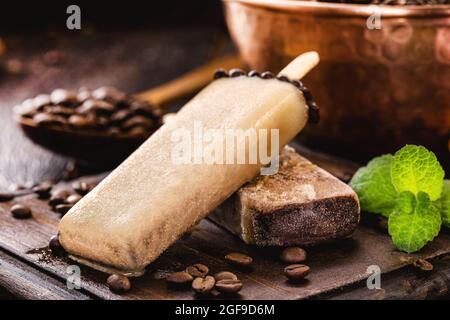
[186,264,209,278]
[48,189,71,207]
[107,274,131,294]
[284,264,310,281]
[280,247,307,264]
[55,204,73,215]
[10,204,32,219]
[0,192,14,202]
[413,259,433,272]
[192,276,215,294]
[166,271,194,285]
[215,279,243,294]
[32,181,53,199]
[225,252,253,267]
[49,235,66,256]
[66,194,82,205]
[72,181,91,195]
[213,271,238,282]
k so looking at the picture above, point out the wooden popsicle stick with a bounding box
[136,55,244,107]
[278,51,320,80]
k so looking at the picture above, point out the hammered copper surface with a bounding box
[224,0,450,169]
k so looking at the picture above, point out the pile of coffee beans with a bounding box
[15,87,163,138]
[165,263,243,295]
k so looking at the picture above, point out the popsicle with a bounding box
[58,52,320,276]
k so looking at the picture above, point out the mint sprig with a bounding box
[388,192,441,253]
[350,144,447,253]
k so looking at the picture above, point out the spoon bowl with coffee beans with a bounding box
[14,56,242,168]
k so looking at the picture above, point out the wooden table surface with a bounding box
[1,27,450,300]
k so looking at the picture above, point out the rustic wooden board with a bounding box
[1,146,450,300]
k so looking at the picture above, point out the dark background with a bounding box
[0,0,225,29]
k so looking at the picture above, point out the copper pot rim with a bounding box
[223,0,450,17]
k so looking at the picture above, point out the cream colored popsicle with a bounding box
[58,52,320,276]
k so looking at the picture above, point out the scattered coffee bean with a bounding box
[107,274,131,294]
[225,252,253,267]
[213,271,238,282]
[49,234,66,256]
[192,276,215,294]
[111,109,131,123]
[166,271,194,285]
[72,181,91,195]
[247,70,260,77]
[280,247,307,264]
[284,264,310,281]
[66,194,82,205]
[48,189,71,207]
[55,204,73,215]
[215,279,243,294]
[10,204,32,219]
[33,94,52,110]
[186,263,209,278]
[413,259,433,272]
[0,192,14,202]
[47,105,74,116]
[33,181,53,199]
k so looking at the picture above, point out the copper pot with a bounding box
[223,0,450,169]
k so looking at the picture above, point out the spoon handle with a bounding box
[135,55,244,107]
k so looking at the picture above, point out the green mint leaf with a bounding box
[391,145,444,201]
[440,180,450,228]
[388,191,441,253]
[350,155,397,217]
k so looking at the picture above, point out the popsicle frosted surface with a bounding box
[59,59,314,275]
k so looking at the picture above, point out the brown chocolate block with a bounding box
[209,146,360,247]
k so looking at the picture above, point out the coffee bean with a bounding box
[66,194,82,205]
[229,68,245,77]
[32,113,58,126]
[261,71,274,79]
[280,247,307,264]
[284,264,310,281]
[76,88,91,103]
[186,263,209,278]
[166,271,193,285]
[68,114,88,127]
[33,181,53,199]
[78,99,115,114]
[128,126,149,137]
[111,109,131,123]
[46,105,74,116]
[0,192,14,202]
[277,75,290,82]
[55,204,73,215]
[129,100,154,116]
[121,115,153,130]
[72,181,91,195]
[49,235,65,256]
[50,89,77,105]
[48,189,71,207]
[33,94,52,110]
[10,204,32,219]
[225,252,253,267]
[213,271,238,282]
[413,259,433,272]
[108,126,123,136]
[92,87,126,102]
[107,274,131,294]
[247,70,260,77]
[215,279,243,294]
[192,276,215,294]
[214,69,228,79]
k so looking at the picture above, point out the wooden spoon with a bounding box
[16,55,243,168]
